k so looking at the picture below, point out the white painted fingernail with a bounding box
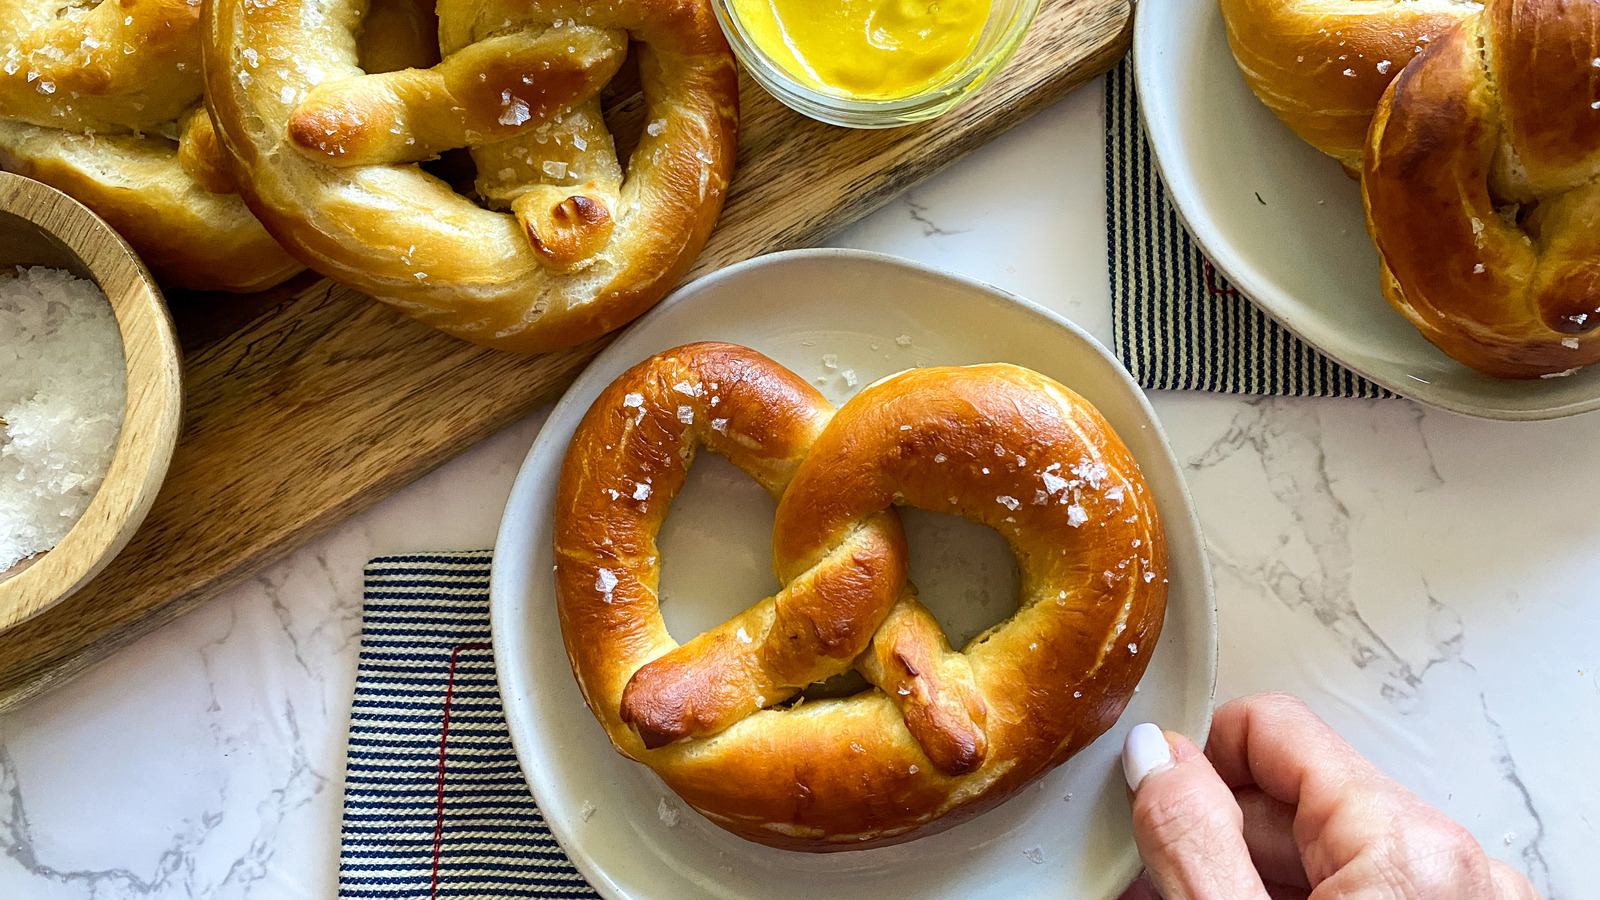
[1122,722,1174,792]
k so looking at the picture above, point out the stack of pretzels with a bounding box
[1220,0,1600,379]
[554,343,1168,850]
[1,0,737,350]
[0,0,302,290]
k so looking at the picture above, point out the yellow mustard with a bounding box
[729,0,993,101]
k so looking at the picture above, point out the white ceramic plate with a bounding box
[1134,1,1600,420]
[490,249,1216,900]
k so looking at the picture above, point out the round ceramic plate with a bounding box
[490,249,1216,900]
[1135,1,1600,420]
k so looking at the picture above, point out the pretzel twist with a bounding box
[204,0,738,352]
[555,343,1168,851]
[1362,0,1600,377]
[0,0,301,290]
[1219,0,1477,171]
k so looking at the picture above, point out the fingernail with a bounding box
[1122,722,1174,792]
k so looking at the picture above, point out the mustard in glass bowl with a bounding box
[713,0,1043,128]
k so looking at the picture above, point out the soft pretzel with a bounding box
[1362,0,1600,378]
[203,0,738,353]
[1219,0,1476,171]
[554,343,1167,851]
[0,0,301,291]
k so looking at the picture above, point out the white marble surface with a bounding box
[0,78,1591,898]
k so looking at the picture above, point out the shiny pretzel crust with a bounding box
[1362,0,1600,377]
[203,0,738,352]
[1219,0,1478,171]
[553,343,1168,851]
[0,0,300,291]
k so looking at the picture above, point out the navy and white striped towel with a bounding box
[340,551,597,899]
[1105,60,1391,398]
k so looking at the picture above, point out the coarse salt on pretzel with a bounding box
[554,343,1167,851]
[0,0,302,291]
[1363,0,1600,378]
[203,0,738,352]
[1219,0,1477,172]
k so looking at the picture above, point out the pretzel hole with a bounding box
[599,49,643,174]
[901,508,1020,649]
[420,147,479,197]
[655,453,779,646]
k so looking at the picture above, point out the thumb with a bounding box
[1122,723,1272,900]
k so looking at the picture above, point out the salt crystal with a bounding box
[1376,59,1391,74]
[594,569,618,593]
[657,798,680,826]
[1066,505,1088,528]
[0,268,126,571]
[821,353,838,369]
[646,119,667,136]
[1023,846,1044,865]
[633,482,652,500]
[677,406,693,424]
[1128,643,1138,654]
[997,495,1020,510]
[1563,338,1580,349]
[623,393,643,407]
[542,159,567,178]
[736,626,751,643]
[934,453,947,463]
[581,801,596,821]
[1041,472,1068,494]
[895,334,912,347]
[711,418,728,433]
[841,369,857,387]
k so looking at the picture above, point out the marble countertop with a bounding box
[0,79,1591,898]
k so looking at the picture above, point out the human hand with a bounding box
[1117,692,1540,900]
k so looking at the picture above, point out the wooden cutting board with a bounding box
[0,0,1130,709]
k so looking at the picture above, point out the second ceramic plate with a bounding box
[1135,0,1600,419]
[491,249,1216,899]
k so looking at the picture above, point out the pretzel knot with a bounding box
[0,0,301,290]
[554,343,1168,851]
[204,0,738,352]
[1363,0,1600,378]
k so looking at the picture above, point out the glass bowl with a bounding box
[712,0,1044,128]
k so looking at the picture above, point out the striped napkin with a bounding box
[1105,60,1390,398]
[339,552,597,899]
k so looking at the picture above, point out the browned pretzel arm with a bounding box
[1363,0,1600,377]
[205,0,738,351]
[288,27,626,165]
[856,589,988,777]
[1219,0,1475,171]
[555,344,1168,851]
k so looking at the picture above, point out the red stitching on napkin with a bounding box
[1203,259,1240,296]
[432,641,493,899]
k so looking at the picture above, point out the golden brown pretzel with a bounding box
[554,343,1168,851]
[1362,0,1600,378]
[1219,0,1477,171]
[203,0,738,353]
[0,0,301,291]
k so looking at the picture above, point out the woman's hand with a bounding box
[1118,692,1540,900]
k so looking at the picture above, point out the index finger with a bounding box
[1204,692,1521,898]
[1204,692,1384,801]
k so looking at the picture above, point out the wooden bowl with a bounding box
[0,171,182,630]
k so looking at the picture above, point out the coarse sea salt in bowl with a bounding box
[0,171,181,630]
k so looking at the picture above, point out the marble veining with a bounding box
[0,82,1590,897]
